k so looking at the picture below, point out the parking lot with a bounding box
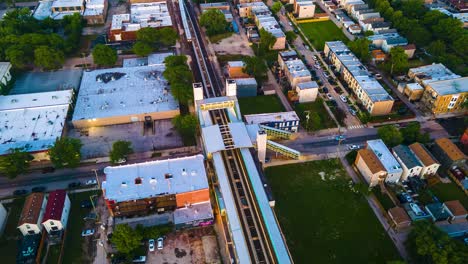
[68,119,184,159]
[147,227,221,264]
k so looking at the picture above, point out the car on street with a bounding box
[335,135,346,141]
[334,87,341,93]
[349,109,357,116]
[293,29,298,33]
[348,145,359,150]
[157,237,164,250]
[83,213,97,221]
[314,64,320,69]
[81,229,95,237]
[329,99,337,107]
[68,182,81,188]
[31,186,46,193]
[148,239,155,252]
[322,87,329,93]
[450,167,465,180]
[375,74,382,79]
[326,93,333,100]
[288,21,293,26]
[13,189,28,196]
[340,95,347,103]
[85,179,97,185]
[400,192,413,203]
[81,200,93,208]
[323,72,329,78]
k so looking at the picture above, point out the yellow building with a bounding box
[420,77,468,115]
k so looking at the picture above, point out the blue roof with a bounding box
[393,145,422,169]
[367,139,403,174]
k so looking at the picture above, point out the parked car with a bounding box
[85,179,97,185]
[326,93,333,100]
[402,192,413,203]
[450,167,465,180]
[348,145,359,150]
[333,87,341,93]
[81,229,95,237]
[13,189,28,196]
[322,87,329,93]
[132,256,146,263]
[31,186,46,193]
[148,239,155,252]
[329,99,337,107]
[335,135,346,141]
[83,213,97,221]
[375,74,382,79]
[340,95,347,103]
[410,203,425,216]
[349,109,357,116]
[157,237,164,250]
[68,182,81,188]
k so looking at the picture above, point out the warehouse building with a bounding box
[101,155,211,218]
[72,63,179,128]
[244,111,300,132]
[0,90,74,160]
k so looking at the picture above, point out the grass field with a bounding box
[429,181,468,208]
[0,198,25,263]
[299,21,349,50]
[295,99,336,131]
[265,160,401,263]
[238,95,285,115]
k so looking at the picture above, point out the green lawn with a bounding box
[299,21,349,50]
[0,198,25,263]
[295,99,337,131]
[46,245,61,264]
[238,95,285,116]
[372,188,395,211]
[429,181,468,208]
[62,190,101,264]
[265,160,401,263]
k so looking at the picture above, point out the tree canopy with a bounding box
[172,114,198,146]
[388,47,408,75]
[92,44,117,67]
[259,28,277,51]
[133,27,178,56]
[348,38,371,62]
[285,31,297,43]
[400,122,430,145]
[377,125,403,147]
[48,137,83,168]
[242,56,268,84]
[0,148,33,179]
[271,1,283,14]
[163,55,193,104]
[109,141,133,164]
[406,220,468,264]
[34,46,65,70]
[200,9,229,36]
[111,224,142,255]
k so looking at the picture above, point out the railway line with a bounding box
[179,1,286,263]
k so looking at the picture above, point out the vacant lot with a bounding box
[265,160,401,263]
[419,181,468,208]
[295,99,336,131]
[300,21,348,50]
[238,95,285,116]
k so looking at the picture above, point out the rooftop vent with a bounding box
[165,173,173,179]
[135,177,142,185]
[121,181,127,187]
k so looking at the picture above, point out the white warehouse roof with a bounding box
[102,155,209,203]
[244,111,300,125]
[0,90,73,155]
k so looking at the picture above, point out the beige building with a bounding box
[278,50,312,87]
[355,149,387,187]
[294,0,315,18]
[325,41,394,116]
[296,81,319,103]
[403,83,424,101]
[420,77,468,115]
[409,143,440,178]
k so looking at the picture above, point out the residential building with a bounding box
[278,50,312,87]
[354,9,380,21]
[402,83,424,101]
[358,17,384,31]
[366,139,403,183]
[425,202,451,222]
[83,0,108,25]
[420,77,468,115]
[294,0,315,19]
[17,193,47,236]
[409,143,440,178]
[71,57,179,128]
[227,61,249,78]
[437,221,468,238]
[392,145,423,181]
[367,32,408,53]
[408,63,461,87]
[388,207,411,229]
[371,49,386,62]
[41,190,70,235]
[237,2,268,18]
[402,44,416,59]
[354,149,387,187]
[226,78,257,97]
[443,200,468,223]
[349,3,368,15]
[0,203,7,236]
[109,2,172,42]
[348,24,361,34]
[295,81,319,103]
[101,155,211,217]
[200,2,233,22]
[461,128,468,153]
[432,138,467,171]
[173,201,214,229]
[51,0,84,18]
[244,111,300,132]
[444,0,468,12]
[324,41,394,116]
[0,90,74,160]
[366,21,391,33]
[0,62,12,90]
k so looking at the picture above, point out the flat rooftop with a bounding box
[33,1,53,20]
[245,111,299,125]
[102,155,209,203]
[173,201,213,225]
[285,59,311,79]
[366,139,402,174]
[409,63,461,85]
[72,64,179,122]
[83,0,105,16]
[297,81,318,90]
[52,0,83,8]
[428,77,468,96]
[393,145,422,169]
[111,2,172,31]
[0,90,73,155]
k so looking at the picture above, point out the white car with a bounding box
[375,74,382,79]
[81,229,95,237]
[148,239,155,252]
[157,237,164,250]
[326,93,333,100]
[340,95,347,103]
[85,179,97,185]
[348,145,359,150]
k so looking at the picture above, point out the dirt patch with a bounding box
[212,34,254,56]
[202,236,221,264]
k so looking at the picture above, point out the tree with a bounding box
[163,55,193,104]
[259,28,277,51]
[427,40,446,58]
[133,41,153,57]
[172,114,198,145]
[364,30,374,37]
[111,224,142,254]
[432,18,464,43]
[92,44,117,66]
[5,46,29,68]
[157,27,178,47]
[135,224,173,240]
[199,9,229,36]
[400,122,430,144]
[309,112,321,130]
[401,0,426,18]
[271,1,283,14]
[135,27,178,50]
[109,141,133,164]
[406,220,468,264]
[388,47,408,75]
[377,125,403,147]
[348,38,371,62]
[242,56,268,84]
[422,10,447,28]
[285,31,297,43]
[0,148,33,179]
[48,137,83,168]
[34,46,64,70]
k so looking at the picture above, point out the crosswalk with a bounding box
[347,124,366,130]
